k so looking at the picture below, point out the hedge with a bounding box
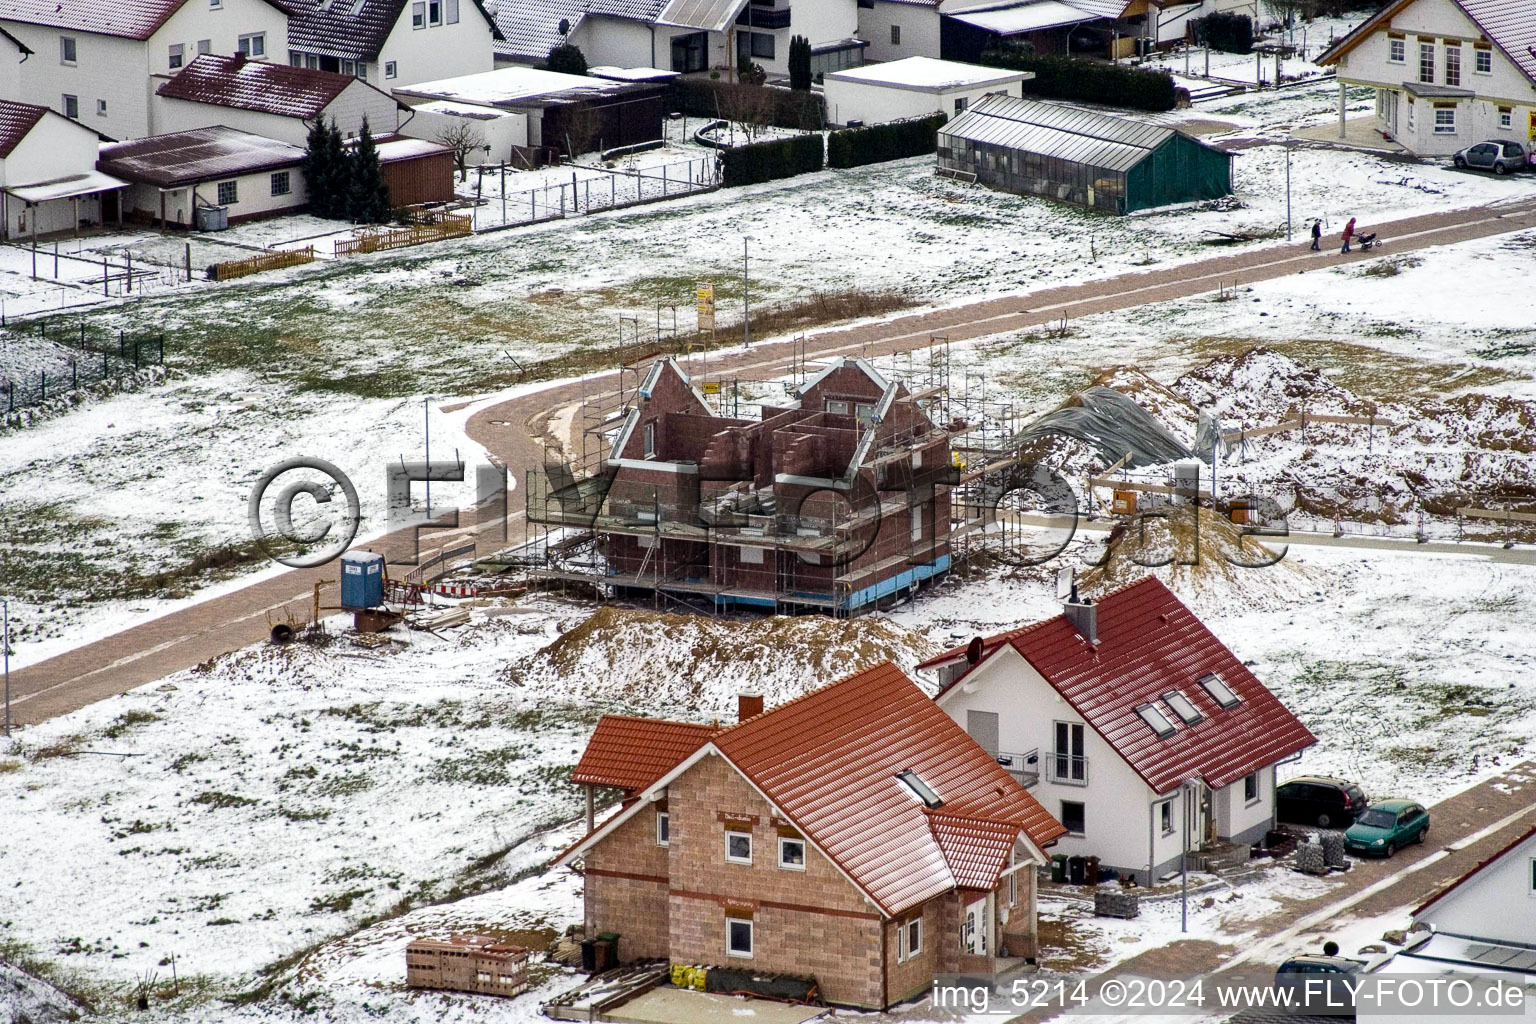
[1192,12,1253,54]
[827,113,949,169]
[669,79,826,131]
[978,48,1177,112]
[719,133,825,187]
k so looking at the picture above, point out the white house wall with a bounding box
[376,3,496,88]
[1414,833,1536,945]
[152,79,399,145]
[858,1,941,62]
[1333,0,1536,155]
[397,105,528,162]
[934,646,1171,880]
[735,0,860,76]
[123,166,306,227]
[0,111,101,185]
[582,16,658,68]
[152,0,289,78]
[823,77,1022,125]
[0,25,149,140]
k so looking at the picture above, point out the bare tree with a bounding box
[717,82,775,146]
[434,120,487,181]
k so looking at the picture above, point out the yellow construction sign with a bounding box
[702,381,721,395]
[696,282,715,332]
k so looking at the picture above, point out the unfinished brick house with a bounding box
[556,663,1067,1010]
[526,355,961,615]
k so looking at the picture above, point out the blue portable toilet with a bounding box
[340,552,385,610]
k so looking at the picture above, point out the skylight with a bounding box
[1136,704,1177,739]
[1164,690,1203,725]
[896,770,943,808]
[1199,673,1241,709]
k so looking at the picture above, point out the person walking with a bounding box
[1340,216,1356,254]
[1310,219,1322,251]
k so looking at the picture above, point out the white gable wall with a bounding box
[1333,0,1536,155]
[578,16,657,68]
[396,104,528,163]
[152,78,399,145]
[0,23,149,140]
[1414,833,1536,945]
[152,0,290,76]
[0,110,108,238]
[934,646,1184,881]
[0,34,23,97]
[858,2,942,62]
[376,1,495,87]
[824,75,1024,126]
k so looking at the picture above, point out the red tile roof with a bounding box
[281,0,501,62]
[928,813,1022,891]
[932,576,1315,794]
[0,99,47,159]
[570,715,716,792]
[156,55,362,120]
[0,0,280,39]
[1413,825,1536,917]
[712,662,1064,915]
[97,126,306,188]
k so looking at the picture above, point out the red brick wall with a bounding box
[665,753,886,1008]
[884,895,947,1006]
[582,802,671,961]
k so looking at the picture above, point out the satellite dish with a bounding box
[965,636,985,665]
[558,17,570,35]
[1055,566,1075,602]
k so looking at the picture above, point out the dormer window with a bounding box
[1199,673,1241,709]
[896,769,942,808]
[1136,703,1177,739]
[1164,691,1202,725]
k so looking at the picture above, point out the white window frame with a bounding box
[1136,703,1177,738]
[656,810,669,847]
[897,916,922,961]
[642,421,656,458]
[1061,799,1085,836]
[1474,46,1492,74]
[62,94,78,119]
[1160,799,1174,835]
[910,505,924,542]
[356,61,367,81]
[726,917,753,958]
[1444,44,1461,87]
[1387,37,1405,63]
[1164,690,1202,724]
[1198,673,1240,709]
[445,0,459,23]
[890,24,901,46]
[385,60,398,78]
[412,1,426,28]
[1433,106,1456,134]
[216,179,238,205]
[427,0,443,25]
[270,171,291,196]
[210,0,222,8]
[825,399,849,415]
[96,98,107,116]
[197,39,212,55]
[169,43,184,69]
[778,836,806,871]
[1499,108,1512,129]
[238,32,265,57]
[1419,41,1435,84]
[1528,856,1535,896]
[60,35,77,65]
[726,830,752,864]
[1243,771,1261,805]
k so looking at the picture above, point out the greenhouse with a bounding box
[936,93,1233,213]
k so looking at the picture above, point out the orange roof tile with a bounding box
[570,715,716,792]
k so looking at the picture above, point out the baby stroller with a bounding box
[1357,230,1381,251]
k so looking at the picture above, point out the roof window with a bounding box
[1164,690,1203,725]
[1136,704,1177,739]
[896,769,943,808]
[1199,673,1241,709]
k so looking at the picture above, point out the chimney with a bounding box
[737,691,764,722]
[1063,584,1098,645]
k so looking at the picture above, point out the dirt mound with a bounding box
[509,607,939,713]
[1173,347,1378,424]
[1078,504,1313,613]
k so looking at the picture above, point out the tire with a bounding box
[1454,156,1466,168]
[1416,824,1427,844]
[1385,841,1396,858]
[1317,812,1332,828]
[1495,162,1509,175]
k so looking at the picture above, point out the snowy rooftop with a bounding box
[825,56,1031,92]
[410,99,523,120]
[588,65,681,82]
[394,67,656,108]
[371,136,453,163]
[948,0,1105,34]
[97,126,305,187]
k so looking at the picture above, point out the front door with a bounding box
[963,897,988,956]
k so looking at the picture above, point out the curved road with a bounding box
[8,196,1536,726]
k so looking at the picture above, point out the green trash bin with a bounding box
[1051,854,1067,883]
[597,931,621,966]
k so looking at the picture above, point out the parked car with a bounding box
[1453,140,1529,175]
[1344,799,1429,857]
[1275,775,1368,828]
[1275,954,1366,1010]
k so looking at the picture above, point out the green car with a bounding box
[1344,799,1429,857]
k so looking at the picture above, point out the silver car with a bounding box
[1453,140,1528,174]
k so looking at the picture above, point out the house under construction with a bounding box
[520,352,991,616]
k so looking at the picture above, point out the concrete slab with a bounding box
[605,988,827,1024]
[1291,117,1406,153]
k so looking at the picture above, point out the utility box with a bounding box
[1112,489,1138,515]
[195,205,228,232]
[340,552,385,610]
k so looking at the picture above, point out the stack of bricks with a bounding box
[1093,889,1141,920]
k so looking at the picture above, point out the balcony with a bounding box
[995,749,1039,789]
[736,4,791,29]
[1045,751,1089,786]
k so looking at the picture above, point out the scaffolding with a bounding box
[506,334,1040,616]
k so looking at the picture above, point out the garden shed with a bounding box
[936,93,1232,213]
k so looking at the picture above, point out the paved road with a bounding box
[9,196,1536,727]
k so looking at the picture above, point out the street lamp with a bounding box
[4,599,11,737]
[742,235,754,348]
[423,397,433,520]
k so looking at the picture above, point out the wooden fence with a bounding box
[209,246,316,281]
[335,214,472,257]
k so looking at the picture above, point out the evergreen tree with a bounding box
[301,117,344,218]
[788,35,812,91]
[345,117,392,223]
[545,42,588,76]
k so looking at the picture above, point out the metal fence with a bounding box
[2,330,166,412]
[463,155,720,232]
